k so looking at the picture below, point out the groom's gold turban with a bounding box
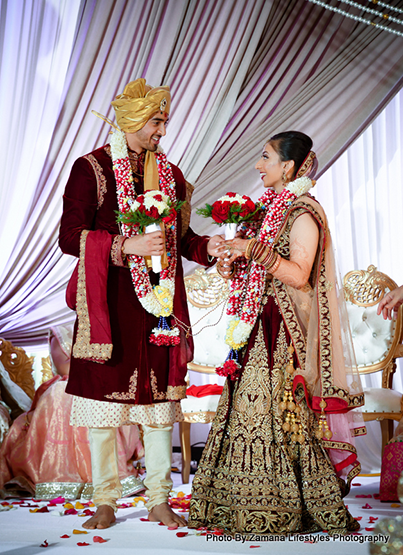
[111,78,171,133]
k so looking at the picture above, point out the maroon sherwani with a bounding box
[59,145,211,407]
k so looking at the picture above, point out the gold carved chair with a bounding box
[180,269,229,483]
[343,265,403,454]
[0,338,35,433]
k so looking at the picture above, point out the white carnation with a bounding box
[219,194,246,204]
[110,129,128,161]
[232,320,253,344]
[286,176,313,197]
[130,199,141,212]
[140,291,163,317]
[160,278,175,296]
[144,191,170,214]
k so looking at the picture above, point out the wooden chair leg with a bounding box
[179,421,191,484]
[380,419,395,456]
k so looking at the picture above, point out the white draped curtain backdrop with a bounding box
[1,0,403,472]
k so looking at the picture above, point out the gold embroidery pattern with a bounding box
[150,369,165,401]
[72,230,113,362]
[189,321,358,536]
[166,385,187,400]
[111,235,125,266]
[181,181,194,238]
[83,154,107,209]
[273,281,306,370]
[105,370,138,400]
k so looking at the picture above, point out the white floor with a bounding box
[0,474,400,555]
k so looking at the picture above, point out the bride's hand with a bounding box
[222,238,250,264]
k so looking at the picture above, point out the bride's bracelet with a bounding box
[245,238,257,260]
[268,253,281,273]
[246,238,281,272]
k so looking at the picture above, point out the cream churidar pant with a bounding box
[89,424,172,512]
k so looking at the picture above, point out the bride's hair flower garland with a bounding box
[225,176,314,351]
[110,129,178,321]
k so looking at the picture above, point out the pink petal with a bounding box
[60,535,70,539]
[355,495,372,498]
[40,540,49,548]
[362,503,372,509]
[139,517,149,522]
[176,532,188,537]
[77,542,90,546]
[50,497,65,504]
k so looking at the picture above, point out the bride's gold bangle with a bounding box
[245,239,257,260]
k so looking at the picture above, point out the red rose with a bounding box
[226,192,236,198]
[211,201,230,223]
[239,199,256,218]
[153,194,163,202]
[162,209,176,226]
[147,206,159,219]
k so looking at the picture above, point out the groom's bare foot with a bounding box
[148,502,187,527]
[83,505,116,529]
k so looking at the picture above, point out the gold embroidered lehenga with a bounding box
[188,196,365,537]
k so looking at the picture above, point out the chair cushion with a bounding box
[181,394,221,414]
[346,301,396,367]
[363,387,402,414]
[188,303,229,367]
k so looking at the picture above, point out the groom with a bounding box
[59,78,223,529]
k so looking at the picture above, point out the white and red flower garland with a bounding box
[110,129,178,320]
[225,177,314,350]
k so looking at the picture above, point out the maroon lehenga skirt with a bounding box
[188,284,359,536]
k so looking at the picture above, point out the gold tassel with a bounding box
[315,399,333,440]
[278,344,305,444]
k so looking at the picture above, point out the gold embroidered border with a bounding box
[273,281,306,370]
[167,385,187,400]
[150,369,165,400]
[353,425,367,437]
[35,481,86,500]
[105,369,138,400]
[181,180,194,238]
[72,230,113,362]
[283,203,335,400]
[83,153,107,209]
[111,235,125,266]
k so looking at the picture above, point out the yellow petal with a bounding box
[73,529,88,534]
